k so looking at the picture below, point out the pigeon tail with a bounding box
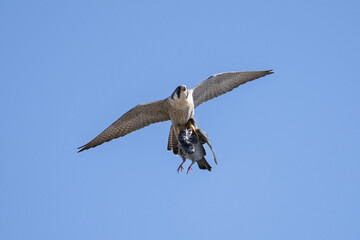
[197,158,212,171]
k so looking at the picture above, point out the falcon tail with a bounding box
[168,126,179,155]
[197,158,212,171]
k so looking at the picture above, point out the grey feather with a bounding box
[192,70,273,108]
[177,118,217,171]
[78,99,171,152]
[197,158,212,171]
[196,129,217,165]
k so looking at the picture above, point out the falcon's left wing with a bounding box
[191,70,273,108]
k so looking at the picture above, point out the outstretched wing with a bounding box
[191,70,273,108]
[78,99,171,152]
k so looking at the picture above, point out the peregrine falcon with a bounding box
[78,70,273,156]
[177,117,217,174]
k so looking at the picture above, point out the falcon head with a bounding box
[171,85,188,100]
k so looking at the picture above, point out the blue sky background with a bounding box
[1,0,359,239]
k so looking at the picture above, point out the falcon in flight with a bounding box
[78,70,273,156]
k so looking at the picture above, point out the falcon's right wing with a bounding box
[78,99,171,152]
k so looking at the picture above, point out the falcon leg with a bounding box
[187,161,195,175]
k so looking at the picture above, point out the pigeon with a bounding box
[177,118,217,174]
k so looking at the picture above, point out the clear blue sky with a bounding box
[1,0,359,239]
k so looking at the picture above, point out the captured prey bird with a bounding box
[177,118,217,174]
[78,70,274,167]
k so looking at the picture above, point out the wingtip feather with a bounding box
[77,145,86,153]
